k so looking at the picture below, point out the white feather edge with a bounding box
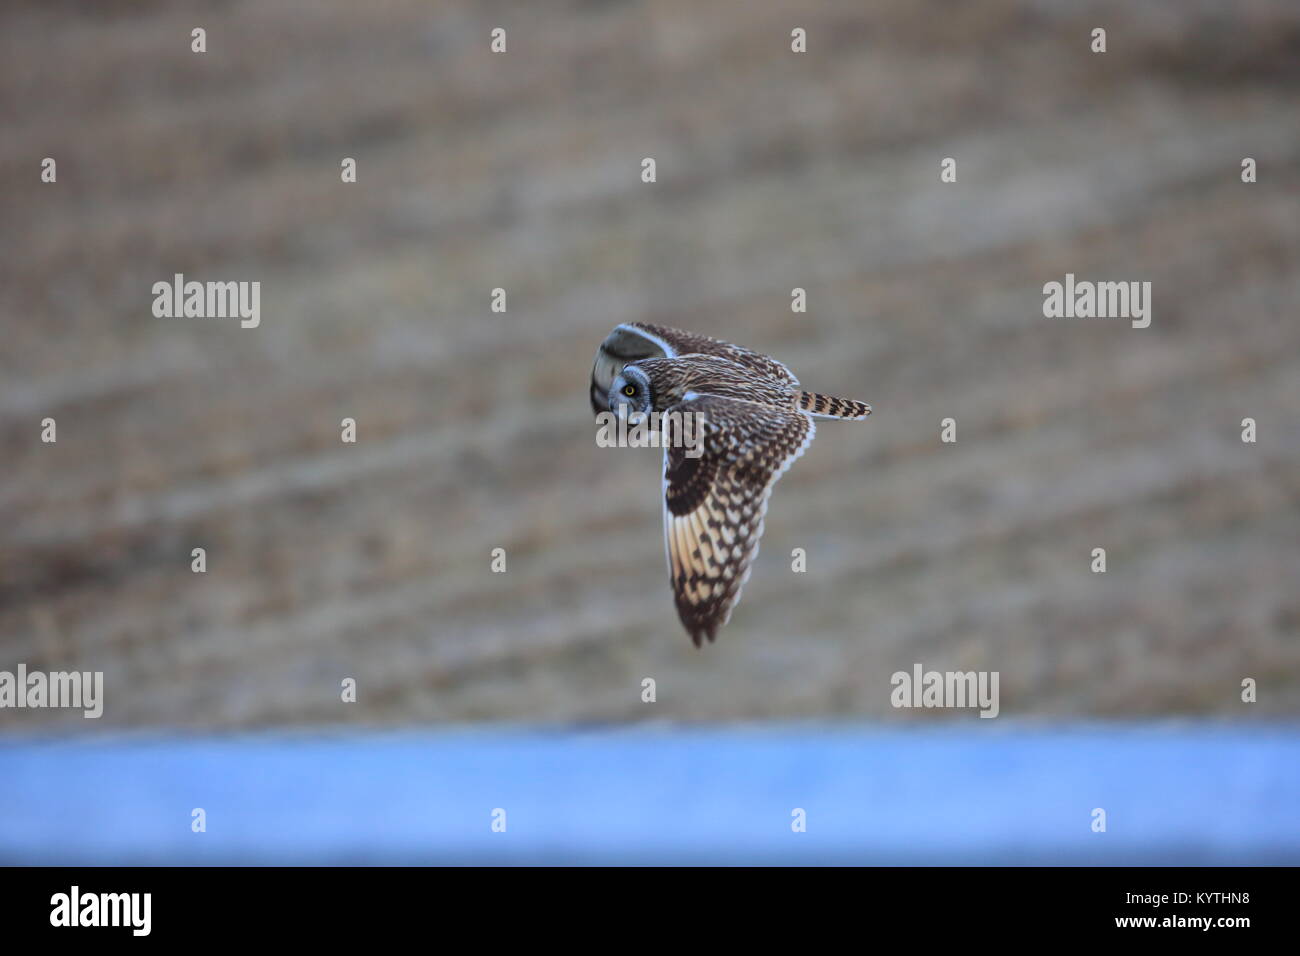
[614,322,677,358]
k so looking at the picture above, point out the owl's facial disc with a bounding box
[608,366,652,421]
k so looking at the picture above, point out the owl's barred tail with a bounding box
[798,391,873,421]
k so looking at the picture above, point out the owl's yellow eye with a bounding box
[623,385,636,396]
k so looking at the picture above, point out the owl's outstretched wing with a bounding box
[590,322,798,414]
[661,395,815,646]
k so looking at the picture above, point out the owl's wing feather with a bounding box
[662,394,815,646]
[591,323,798,414]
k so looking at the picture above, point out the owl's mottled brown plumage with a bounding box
[662,395,813,644]
[591,323,871,646]
[590,323,798,415]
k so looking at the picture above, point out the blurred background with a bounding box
[1,0,1298,863]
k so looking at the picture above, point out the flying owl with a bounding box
[590,323,872,646]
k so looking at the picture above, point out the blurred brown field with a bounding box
[1,0,1298,729]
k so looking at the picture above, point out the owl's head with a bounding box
[608,364,654,420]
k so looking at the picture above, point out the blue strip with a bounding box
[1,725,1297,864]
